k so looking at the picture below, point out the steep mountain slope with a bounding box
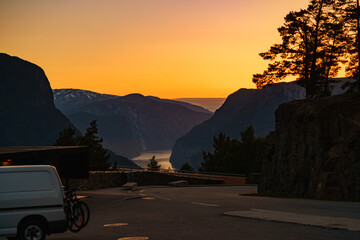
[54,91,213,158]
[169,82,307,169]
[170,80,351,170]
[108,150,142,169]
[0,53,73,145]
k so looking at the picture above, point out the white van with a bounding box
[0,165,67,240]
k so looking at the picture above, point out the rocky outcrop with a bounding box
[0,53,73,145]
[259,94,360,201]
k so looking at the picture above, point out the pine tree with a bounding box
[200,126,264,175]
[54,120,110,171]
[237,126,264,174]
[54,126,77,146]
[147,156,161,171]
[180,163,195,172]
[78,120,110,171]
[200,133,237,173]
[253,0,348,98]
[340,0,360,91]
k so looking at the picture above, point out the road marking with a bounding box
[156,196,171,201]
[104,223,128,227]
[118,237,149,240]
[224,209,360,232]
[251,208,273,212]
[191,202,220,207]
[77,195,89,199]
[141,197,155,200]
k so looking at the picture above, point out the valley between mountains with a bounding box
[1,53,350,171]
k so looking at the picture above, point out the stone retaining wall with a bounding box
[63,171,127,190]
[64,170,223,190]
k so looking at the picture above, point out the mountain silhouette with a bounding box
[54,90,213,158]
[170,80,351,170]
[174,98,226,112]
[170,82,307,169]
[0,53,73,145]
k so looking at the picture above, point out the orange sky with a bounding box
[1,0,310,98]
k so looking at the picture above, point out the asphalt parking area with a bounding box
[2,186,359,240]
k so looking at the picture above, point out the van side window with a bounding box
[0,171,54,193]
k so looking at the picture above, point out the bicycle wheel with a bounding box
[79,201,90,228]
[68,219,82,233]
[68,204,84,232]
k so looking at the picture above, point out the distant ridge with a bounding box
[54,89,213,158]
[54,89,212,115]
[53,88,118,114]
[147,96,212,114]
[174,98,226,112]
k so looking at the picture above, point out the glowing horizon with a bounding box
[1,0,309,98]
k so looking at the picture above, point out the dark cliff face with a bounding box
[54,91,213,158]
[259,94,360,201]
[0,53,54,109]
[170,82,306,169]
[0,53,73,145]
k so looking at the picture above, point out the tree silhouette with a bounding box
[78,120,110,171]
[200,126,264,175]
[200,133,236,173]
[253,0,348,98]
[341,0,360,91]
[54,126,77,146]
[147,155,161,171]
[54,120,110,170]
[180,163,195,172]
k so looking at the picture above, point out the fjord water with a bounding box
[131,150,173,169]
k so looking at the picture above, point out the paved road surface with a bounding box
[2,185,360,240]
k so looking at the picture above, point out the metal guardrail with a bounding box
[115,166,247,178]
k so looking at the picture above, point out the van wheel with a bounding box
[18,219,46,240]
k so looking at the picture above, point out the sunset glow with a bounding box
[1,0,309,98]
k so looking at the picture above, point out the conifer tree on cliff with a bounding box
[253,0,348,98]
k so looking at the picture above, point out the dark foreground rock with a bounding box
[259,94,360,201]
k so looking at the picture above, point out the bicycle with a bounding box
[64,188,90,232]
